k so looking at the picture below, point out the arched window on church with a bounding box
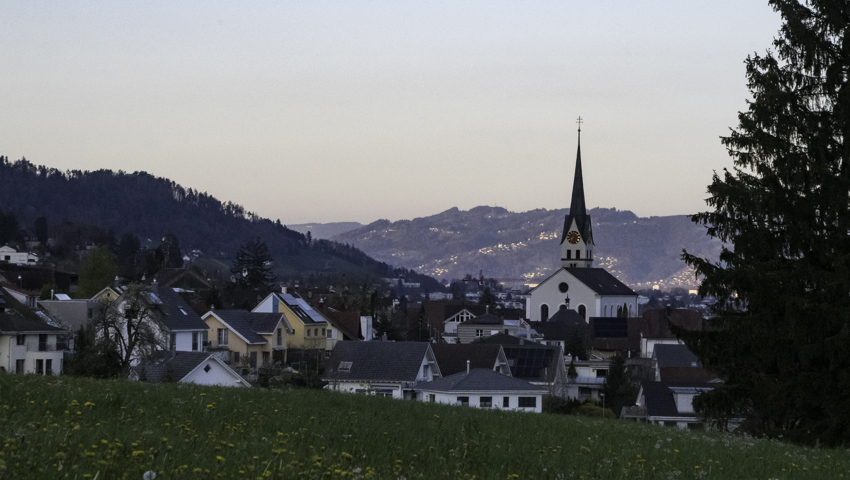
[628,304,633,317]
[603,305,608,317]
[540,304,549,322]
[566,250,571,259]
[623,303,628,317]
[578,305,586,321]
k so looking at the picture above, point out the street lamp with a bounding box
[600,393,606,413]
[17,275,22,288]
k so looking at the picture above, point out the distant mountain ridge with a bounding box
[331,206,721,289]
[289,222,364,240]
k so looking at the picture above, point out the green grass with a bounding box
[0,373,847,479]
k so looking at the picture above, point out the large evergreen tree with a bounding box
[680,0,850,445]
[230,237,276,290]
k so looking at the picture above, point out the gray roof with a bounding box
[150,287,208,331]
[323,341,435,383]
[0,313,65,333]
[133,352,240,383]
[418,368,546,393]
[431,344,505,377]
[642,381,713,418]
[211,310,286,344]
[654,344,700,368]
[564,268,636,296]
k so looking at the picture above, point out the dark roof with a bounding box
[0,313,65,333]
[418,369,545,393]
[323,342,434,382]
[564,268,636,296]
[431,344,504,377]
[588,317,642,353]
[642,308,703,339]
[642,381,714,418]
[592,317,628,338]
[149,287,208,331]
[153,268,213,291]
[501,344,561,382]
[211,310,285,344]
[561,135,593,246]
[133,352,230,383]
[654,344,699,368]
[477,333,540,345]
[460,312,502,325]
[532,307,587,341]
[325,311,362,340]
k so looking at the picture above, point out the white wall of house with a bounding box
[0,333,64,374]
[328,381,406,398]
[172,331,204,352]
[0,246,38,264]
[419,390,543,413]
[181,358,248,387]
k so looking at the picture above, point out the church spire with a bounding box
[560,116,594,267]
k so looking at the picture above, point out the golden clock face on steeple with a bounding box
[567,230,581,244]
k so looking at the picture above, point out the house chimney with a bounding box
[466,360,470,374]
[150,278,159,294]
[282,286,287,294]
[114,276,120,289]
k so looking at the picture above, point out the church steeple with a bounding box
[560,117,594,268]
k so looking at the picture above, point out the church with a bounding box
[525,123,638,322]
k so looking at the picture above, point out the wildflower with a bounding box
[143,471,157,480]
[216,456,225,462]
[132,451,145,457]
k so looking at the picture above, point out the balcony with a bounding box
[26,342,59,352]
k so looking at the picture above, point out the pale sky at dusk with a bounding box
[1,2,782,225]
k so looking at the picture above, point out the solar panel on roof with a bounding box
[593,318,628,338]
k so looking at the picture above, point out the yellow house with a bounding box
[91,286,122,303]
[201,310,292,368]
[252,291,343,354]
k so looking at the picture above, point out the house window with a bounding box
[326,329,332,339]
[503,397,510,408]
[276,328,282,346]
[518,397,537,408]
[217,329,228,346]
[170,333,177,351]
[540,304,549,322]
[192,333,199,351]
[325,350,332,358]
[596,369,608,378]
[422,364,430,378]
[576,250,581,259]
[457,396,469,406]
[262,352,270,365]
[475,329,484,337]
[38,334,48,352]
[16,335,25,346]
[15,359,25,373]
[338,361,353,372]
[306,329,311,337]
[233,351,240,364]
[36,359,44,375]
[322,328,326,337]
[46,359,53,376]
[480,397,492,408]
[579,387,592,396]
[429,394,436,403]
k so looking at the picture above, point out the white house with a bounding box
[0,313,66,375]
[130,351,250,387]
[417,368,547,413]
[0,245,38,265]
[323,341,441,399]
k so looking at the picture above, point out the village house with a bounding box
[0,313,66,375]
[417,368,547,413]
[0,245,38,265]
[323,341,441,399]
[253,290,343,356]
[201,309,292,367]
[130,351,250,387]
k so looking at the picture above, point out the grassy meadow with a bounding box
[0,373,848,479]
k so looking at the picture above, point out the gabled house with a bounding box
[417,368,547,412]
[623,381,716,429]
[323,341,441,399]
[2,284,38,308]
[640,308,703,358]
[481,336,569,398]
[0,313,66,374]
[130,351,250,387]
[253,290,342,354]
[0,245,38,265]
[431,343,511,376]
[652,344,714,383]
[201,309,292,368]
[105,283,209,365]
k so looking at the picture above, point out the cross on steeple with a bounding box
[576,116,583,133]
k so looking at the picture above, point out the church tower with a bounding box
[560,118,594,268]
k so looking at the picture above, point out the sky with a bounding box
[0,2,783,225]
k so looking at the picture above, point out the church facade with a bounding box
[526,127,638,323]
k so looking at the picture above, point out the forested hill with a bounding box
[0,156,441,289]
